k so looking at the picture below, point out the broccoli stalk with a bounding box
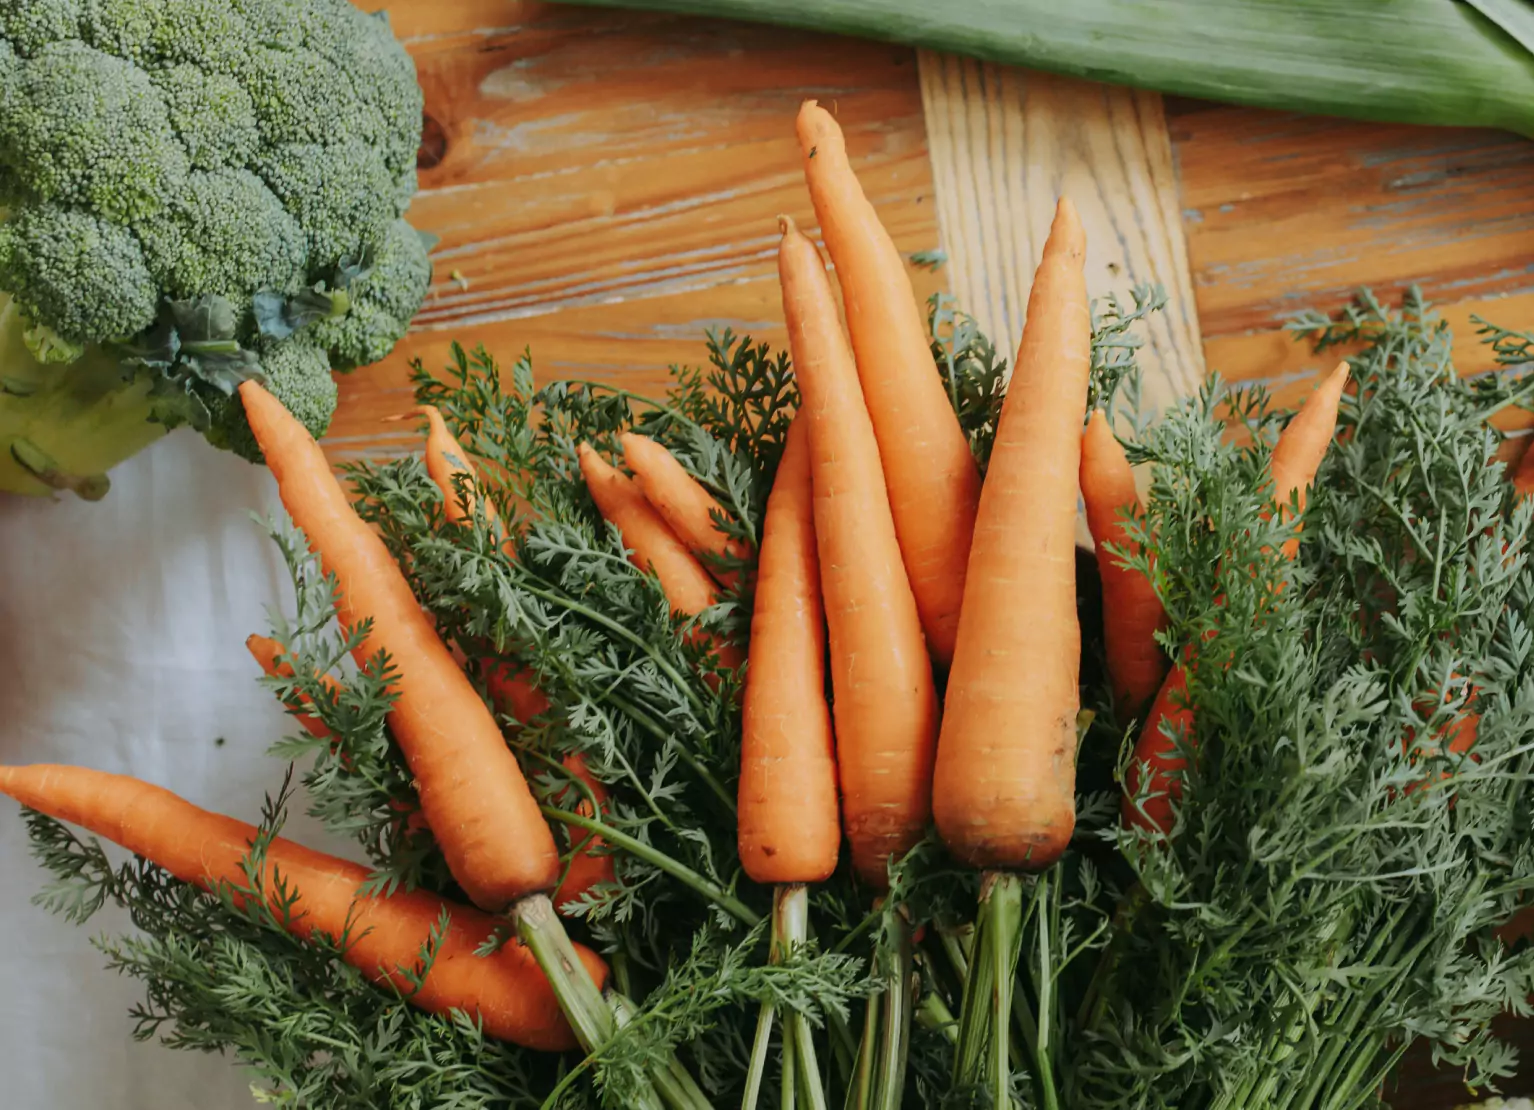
[0,293,166,499]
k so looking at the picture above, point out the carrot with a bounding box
[1515,440,1534,499]
[246,633,339,740]
[1080,410,1168,721]
[737,416,841,884]
[551,755,617,910]
[777,215,938,886]
[240,381,559,911]
[415,404,494,526]
[578,442,744,673]
[476,664,617,909]
[796,100,982,668]
[933,198,1089,872]
[620,432,751,589]
[1123,361,1349,833]
[578,442,719,618]
[0,764,606,1052]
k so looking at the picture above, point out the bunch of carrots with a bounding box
[0,100,1363,1110]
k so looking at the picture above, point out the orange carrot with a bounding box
[777,215,937,886]
[578,442,744,672]
[477,664,617,909]
[551,755,617,910]
[246,633,339,740]
[796,100,982,668]
[579,442,719,618]
[240,381,559,911]
[0,764,606,1052]
[1515,441,1534,499]
[737,417,841,884]
[933,198,1089,871]
[1080,410,1168,720]
[620,432,751,590]
[415,404,494,526]
[1123,362,1349,834]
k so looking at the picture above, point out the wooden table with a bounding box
[339,3,1534,1103]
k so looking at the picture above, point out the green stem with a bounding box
[604,689,738,813]
[1033,872,1060,1110]
[776,886,830,1110]
[741,1003,777,1110]
[541,804,761,926]
[952,871,1025,1107]
[781,1011,798,1110]
[609,990,716,1110]
[868,909,914,1110]
[844,994,878,1110]
[915,990,959,1045]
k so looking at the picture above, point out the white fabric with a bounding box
[0,429,347,1109]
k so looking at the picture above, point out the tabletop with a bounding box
[326,3,1534,1104]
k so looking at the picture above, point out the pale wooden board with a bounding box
[917,54,1205,416]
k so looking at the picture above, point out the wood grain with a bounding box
[917,55,1204,418]
[331,1,943,456]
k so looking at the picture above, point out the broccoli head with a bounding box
[0,0,432,498]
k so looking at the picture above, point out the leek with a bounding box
[557,0,1534,135]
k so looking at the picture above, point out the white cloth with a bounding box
[0,430,347,1109]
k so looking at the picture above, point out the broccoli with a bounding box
[0,0,431,499]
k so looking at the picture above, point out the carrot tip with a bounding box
[778,213,796,236]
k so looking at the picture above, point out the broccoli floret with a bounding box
[311,218,432,369]
[0,0,80,56]
[0,204,159,343]
[204,334,336,462]
[153,64,259,170]
[0,0,428,497]
[137,169,305,309]
[254,140,397,275]
[3,41,188,224]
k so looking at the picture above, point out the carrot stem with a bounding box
[539,804,760,927]
[951,871,1024,1107]
[867,912,913,1110]
[776,886,829,1110]
[512,893,620,1054]
[741,1000,778,1110]
[844,993,878,1110]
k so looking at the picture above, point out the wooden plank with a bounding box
[330,2,943,454]
[917,54,1205,420]
[1171,101,1534,442]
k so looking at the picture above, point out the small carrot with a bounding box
[1080,410,1168,721]
[777,215,938,886]
[0,764,606,1052]
[578,442,744,672]
[620,432,752,589]
[737,417,841,884]
[477,663,617,909]
[1123,362,1349,834]
[933,197,1089,872]
[240,381,559,911]
[796,100,982,667]
[416,404,494,525]
[246,632,339,740]
[1514,440,1534,499]
[579,442,719,618]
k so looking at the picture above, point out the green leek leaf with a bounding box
[559,0,1534,135]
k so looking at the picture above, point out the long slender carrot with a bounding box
[406,421,619,913]
[796,100,982,668]
[737,416,841,884]
[1080,410,1168,721]
[777,215,938,886]
[240,381,559,910]
[933,198,1089,872]
[0,764,606,1052]
[1123,362,1349,833]
[620,432,751,590]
